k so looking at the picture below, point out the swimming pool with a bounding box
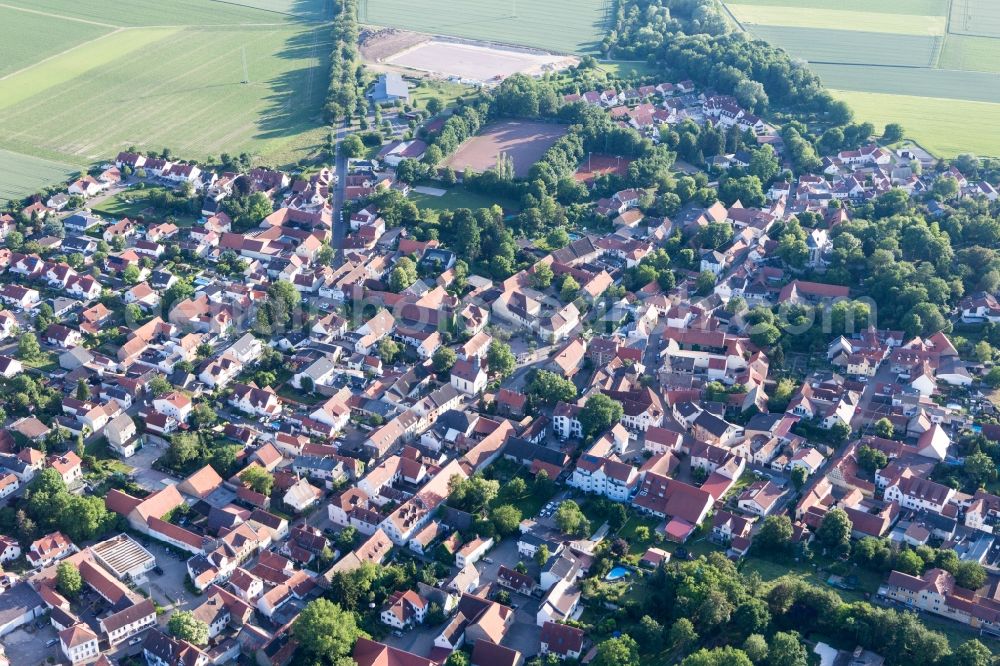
[606,565,631,581]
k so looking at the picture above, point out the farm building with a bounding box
[370,73,409,104]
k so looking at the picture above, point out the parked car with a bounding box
[129,636,144,646]
[153,566,164,575]
[46,638,59,648]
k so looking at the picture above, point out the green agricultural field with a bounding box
[722,0,948,15]
[0,0,310,26]
[0,0,332,202]
[813,64,1000,104]
[828,89,1000,158]
[0,149,78,205]
[950,0,1000,38]
[0,6,112,78]
[727,5,945,35]
[360,0,611,54]
[938,34,1000,73]
[745,25,941,67]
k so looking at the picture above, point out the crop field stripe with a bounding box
[0,1,118,26]
[0,0,300,26]
[0,148,77,204]
[744,25,941,67]
[812,63,1000,104]
[722,0,948,15]
[726,5,946,35]
[0,23,331,167]
[828,89,1000,158]
[362,0,609,54]
[937,33,1000,73]
[949,0,1000,38]
[0,28,180,111]
[0,5,113,78]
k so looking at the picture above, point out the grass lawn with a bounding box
[727,5,946,35]
[741,554,884,604]
[616,514,661,553]
[0,0,312,26]
[493,474,557,519]
[827,89,1000,157]
[360,0,611,54]
[597,60,659,79]
[89,186,200,226]
[408,184,521,212]
[408,79,478,112]
[23,352,59,373]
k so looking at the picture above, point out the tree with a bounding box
[75,378,91,401]
[191,403,217,428]
[974,340,993,364]
[743,634,769,664]
[790,465,807,491]
[433,346,457,374]
[560,275,580,303]
[341,134,364,158]
[766,631,807,666]
[591,635,639,666]
[669,617,698,651]
[378,338,401,364]
[696,270,717,295]
[292,599,366,663]
[950,639,994,666]
[882,123,904,143]
[389,257,418,292]
[527,370,577,406]
[857,445,888,472]
[954,560,987,590]
[828,422,852,445]
[148,374,172,397]
[578,393,624,438]
[449,474,500,512]
[532,262,554,289]
[895,548,924,576]
[637,615,663,650]
[755,515,793,553]
[487,340,515,378]
[425,96,444,115]
[683,648,753,666]
[816,509,852,556]
[445,652,470,666]
[166,433,203,471]
[122,264,141,285]
[534,544,550,567]
[17,332,41,361]
[240,466,274,496]
[554,500,590,537]
[490,504,522,536]
[169,610,209,646]
[733,598,771,636]
[873,418,895,439]
[963,451,997,488]
[56,561,82,598]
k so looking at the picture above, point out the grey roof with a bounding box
[370,73,409,102]
[0,582,44,629]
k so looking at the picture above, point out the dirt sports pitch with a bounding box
[442,121,567,178]
[384,40,575,82]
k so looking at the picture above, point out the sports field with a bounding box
[0,0,331,203]
[725,0,1000,156]
[441,121,568,178]
[360,0,611,54]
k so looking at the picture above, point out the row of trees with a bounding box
[326,0,361,122]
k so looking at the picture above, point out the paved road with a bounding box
[331,117,349,267]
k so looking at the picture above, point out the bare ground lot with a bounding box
[442,121,568,178]
[385,40,575,82]
[362,28,577,83]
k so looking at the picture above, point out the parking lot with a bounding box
[3,623,60,666]
[136,540,201,613]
